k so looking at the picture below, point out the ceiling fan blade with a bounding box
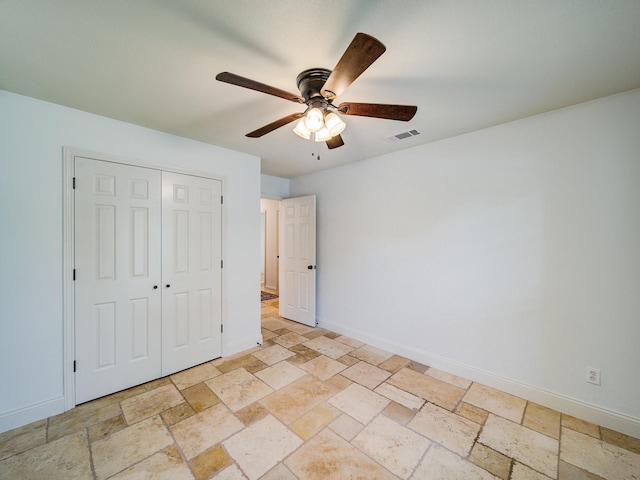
[326,135,344,149]
[321,33,386,100]
[246,113,303,138]
[216,72,304,103]
[337,102,417,121]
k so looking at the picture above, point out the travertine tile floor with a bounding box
[2,298,639,479]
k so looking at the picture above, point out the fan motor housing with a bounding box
[296,68,331,102]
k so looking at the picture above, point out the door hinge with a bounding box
[221,195,224,204]
[221,260,223,268]
[221,324,224,333]
[73,360,77,372]
[73,269,76,281]
[72,177,76,189]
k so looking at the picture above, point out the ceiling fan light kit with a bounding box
[216,32,417,153]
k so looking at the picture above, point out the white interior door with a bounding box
[74,157,162,403]
[279,195,316,326]
[161,172,223,375]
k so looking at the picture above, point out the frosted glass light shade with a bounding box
[293,118,311,139]
[304,107,324,132]
[314,127,332,142]
[324,112,346,136]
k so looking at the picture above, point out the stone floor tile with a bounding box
[189,444,232,480]
[353,415,430,479]
[600,427,640,455]
[560,426,640,479]
[387,367,466,411]
[182,382,221,412]
[303,328,330,339]
[0,418,46,461]
[328,382,390,424]
[283,322,316,336]
[479,414,558,478]
[379,354,411,373]
[91,415,173,480]
[469,442,512,480]
[522,402,561,440]
[382,401,419,425]
[456,401,489,425]
[120,383,184,424]
[260,375,335,424]
[303,335,355,359]
[216,354,263,374]
[286,343,321,364]
[261,328,278,341]
[170,362,221,390]
[261,317,293,332]
[406,360,429,373]
[463,383,527,423]
[261,463,298,480]
[412,444,499,479]
[272,331,309,348]
[303,337,353,360]
[0,430,92,480]
[161,402,195,426]
[47,401,122,441]
[87,413,126,442]
[558,459,606,479]
[408,402,480,457]
[254,361,306,390]
[299,355,347,380]
[206,368,273,412]
[561,414,601,439]
[510,462,553,479]
[425,367,472,389]
[328,413,364,441]
[350,344,394,365]
[341,360,392,389]
[213,463,249,479]
[333,335,366,349]
[235,402,270,426]
[326,373,352,390]
[374,382,425,411]
[285,429,397,480]
[223,415,303,480]
[109,445,194,480]
[250,344,295,365]
[289,403,342,440]
[171,403,243,459]
[337,354,360,366]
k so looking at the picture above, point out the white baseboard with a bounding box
[318,316,640,439]
[0,396,65,434]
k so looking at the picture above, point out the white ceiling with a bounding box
[1,1,639,178]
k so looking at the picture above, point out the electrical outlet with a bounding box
[586,367,601,386]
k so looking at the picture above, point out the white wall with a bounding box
[291,89,640,437]
[0,90,262,432]
[261,174,290,199]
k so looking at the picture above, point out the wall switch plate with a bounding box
[587,367,601,385]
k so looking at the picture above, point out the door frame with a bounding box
[62,147,227,411]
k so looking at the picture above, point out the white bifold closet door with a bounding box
[74,157,222,404]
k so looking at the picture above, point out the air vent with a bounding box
[387,129,421,143]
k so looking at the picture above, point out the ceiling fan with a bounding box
[216,33,417,150]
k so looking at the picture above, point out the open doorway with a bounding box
[260,198,280,296]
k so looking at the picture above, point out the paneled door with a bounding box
[279,195,316,327]
[161,172,222,375]
[74,157,162,403]
[74,159,223,403]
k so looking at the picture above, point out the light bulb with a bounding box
[293,118,311,139]
[324,112,346,136]
[304,107,324,133]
